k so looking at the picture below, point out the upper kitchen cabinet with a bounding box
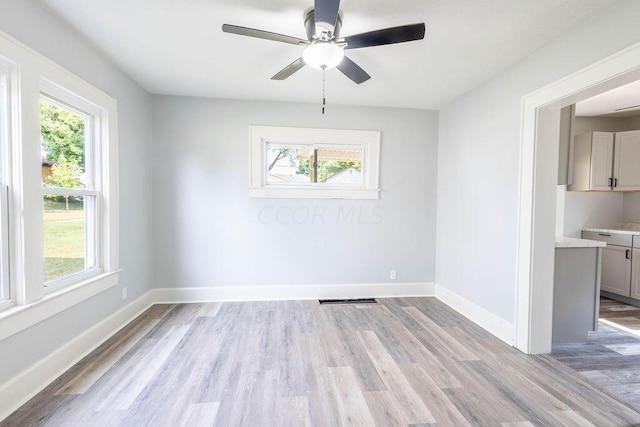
[569,131,614,191]
[613,131,640,191]
[568,130,640,192]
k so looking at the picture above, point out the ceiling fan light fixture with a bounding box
[303,42,344,70]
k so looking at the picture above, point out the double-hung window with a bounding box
[34,75,118,296]
[0,30,118,338]
[40,94,100,287]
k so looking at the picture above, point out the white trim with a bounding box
[0,290,152,423]
[0,272,119,342]
[249,125,381,199]
[0,184,8,302]
[249,187,380,199]
[516,41,640,354]
[152,282,435,303]
[41,187,99,197]
[0,28,120,328]
[435,284,516,346]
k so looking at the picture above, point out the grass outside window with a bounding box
[43,198,85,282]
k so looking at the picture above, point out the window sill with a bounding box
[249,187,380,199]
[0,271,119,341]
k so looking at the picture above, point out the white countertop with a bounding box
[583,223,640,235]
[555,236,607,248]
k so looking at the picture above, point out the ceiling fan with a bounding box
[222,0,426,84]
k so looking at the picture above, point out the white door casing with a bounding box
[516,41,640,354]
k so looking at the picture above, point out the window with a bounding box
[250,126,380,199]
[40,97,99,286]
[0,30,119,338]
[36,77,117,294]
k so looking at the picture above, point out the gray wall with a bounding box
[0,0,153,384]
[624,115,640,130]
[436,0,640,324]
[152,96,438,288]
[563,191,623,237]
[574,116,628,134]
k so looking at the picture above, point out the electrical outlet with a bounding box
[390,270,397,280]
[122,287,128,300]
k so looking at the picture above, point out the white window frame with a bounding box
[40,89,103,290]
[249,125,381,199]
[0,58,14,308]
[0,184,8,306]
[0,30,119,342]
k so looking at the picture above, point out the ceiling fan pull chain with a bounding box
[322,67,326,115]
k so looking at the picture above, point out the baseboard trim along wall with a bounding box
[152,282,436,303]
[0,292,153,423]
[435,283,516,346]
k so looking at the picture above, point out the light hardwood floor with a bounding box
[4,297,640,426]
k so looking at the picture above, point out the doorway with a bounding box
[516,42,640,354]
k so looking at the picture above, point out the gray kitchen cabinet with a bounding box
[553,246,602,344]
[583,230,636,299]
[569,130,640,191]
[600,245,632,296]
[632,236,640,300]
[569,132,614,191]
[614,131,640,191]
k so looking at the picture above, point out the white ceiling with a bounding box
[39,0,618,109]
[575,79,640,118]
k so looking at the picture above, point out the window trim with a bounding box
[0,30,119,339]
[0,184,9,307]
[36,76,119,295]
[249,125,381,199]
[0,60,11,306]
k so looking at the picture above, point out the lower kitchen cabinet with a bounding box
[583,230,640,303]
[632,242,640,300]
[600,245,632,297]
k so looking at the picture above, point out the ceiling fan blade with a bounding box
[336,56,370,84]
[271,57,306,80]
[344,23,425,49]
[314,0,341,29]
[222,24,308,46]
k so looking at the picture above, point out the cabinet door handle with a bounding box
[608,177,613,188]
[614,178,618,188]
[626,249,631,259]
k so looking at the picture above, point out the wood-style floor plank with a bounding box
[96,324,191,411]
[55,318,161,395]
[3,297,640,426]
[178,402,220,427]
[357,330,436,424]
[327,366,377,426]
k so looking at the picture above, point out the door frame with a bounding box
[515,41,640,354]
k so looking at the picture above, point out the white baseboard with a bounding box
[435,283,516,346]
[153,282,435,303]
[0,291,153,422]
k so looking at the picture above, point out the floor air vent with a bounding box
[319,298,377,305]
